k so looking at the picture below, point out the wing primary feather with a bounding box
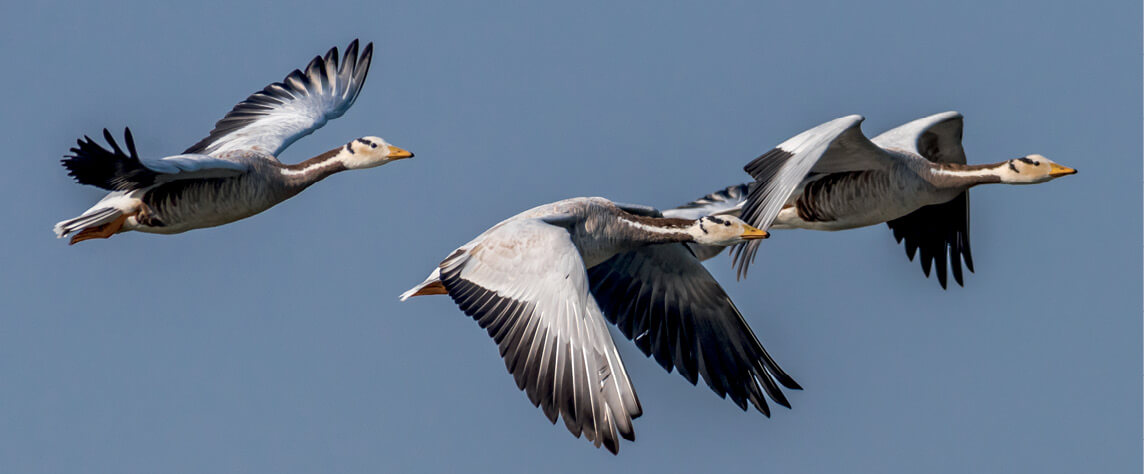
[183,39,372,157]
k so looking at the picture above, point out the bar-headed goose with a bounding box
[672,112,1077,287]
[400,197,799,454]
[54,40,412,244]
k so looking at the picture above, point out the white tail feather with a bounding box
[54,192,140,238]
[54,208,123,238]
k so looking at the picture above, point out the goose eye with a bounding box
[371,143,378,149]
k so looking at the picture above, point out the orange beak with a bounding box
[1049,163,1076,177]
[740,225,770,240]
[387,145,414,159]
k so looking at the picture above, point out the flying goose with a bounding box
[669,112,1077,287]
[54,40,412,244]
[400,197,799,453]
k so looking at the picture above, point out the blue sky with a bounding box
[1,1,1139,472]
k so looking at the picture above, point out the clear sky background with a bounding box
[1,1,1139,472]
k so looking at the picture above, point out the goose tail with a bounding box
[54,193,138,244]
[400,268,446,301]
[54,207,122,238]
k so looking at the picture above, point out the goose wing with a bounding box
[660,183,749,221]
[587,243,800,416]
[62,128,248,191]
[870,111,966,165]
[183,40,373,158]
[734,115,892,277]
[437,218,642,454]
[884,192,973,288]
[872,111,973,288]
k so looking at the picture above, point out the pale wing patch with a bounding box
[184,40,373,159]
[871,111,966,164]
[734,115,892,277]
[437,219,641,454]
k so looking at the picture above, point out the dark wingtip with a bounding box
[605,445,620,455]
[755,400,772,417]
[360,42,374,63]
[123,127,137,158]
[777,374,802,390]
[360,41,374,61]
[771,397,791,410]
[306,55,323,72]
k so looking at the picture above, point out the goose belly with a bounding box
[130,176,288,234]
[770,171,939,231]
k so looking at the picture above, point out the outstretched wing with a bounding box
[62,128,248,191]
[873,111,973,288]
[437,219,642,454]
[870,111,965,165]
[183,39,373,158]
[661,183,749,221]
[734,115,892,278]
[587,243,801,416]
[886,193,974,288]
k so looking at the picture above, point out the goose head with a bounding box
[341,136,414,169]
[999,154,1076,184]
[687,215,770,246]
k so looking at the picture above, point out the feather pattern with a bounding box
[721,111,992,287]
[437,217,641,454]
[733,115,893,277]
[404,197,798,453]
[54,40,393,242]
[874,112,973,288]
[661,183,749,221]
[183,39,373,157]
[587,243,800,415]
[61,128,246,191]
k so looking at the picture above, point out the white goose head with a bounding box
[687,215,769,246]
[341,136,414,169]
[999,154,1076,184]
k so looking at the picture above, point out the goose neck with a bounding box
[278,147,350,188]
[927,162,1005,188]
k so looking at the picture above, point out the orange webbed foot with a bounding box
[69,213,129,245]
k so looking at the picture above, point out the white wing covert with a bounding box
[61,128,249,192]
[872,111,973,288]
[437,219,642,454]
[183,40,373,158]
[661,183,749,221]
[870,111,966,164]
[733,115,891,277]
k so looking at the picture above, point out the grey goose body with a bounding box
[667,112,1076,287]
[54,40,413,243]
[400,197,797,454]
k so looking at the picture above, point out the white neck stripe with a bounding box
[929,166,1001,178]
[617,217,686,235]
[279,153,345,176]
